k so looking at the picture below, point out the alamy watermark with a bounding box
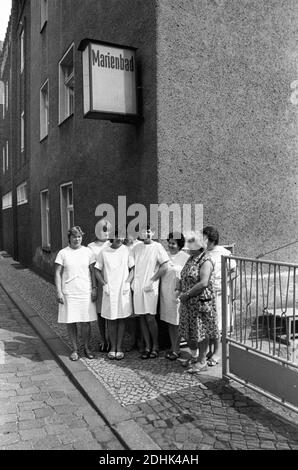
[94,196,203,239]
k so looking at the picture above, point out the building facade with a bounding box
[0,0,298,279]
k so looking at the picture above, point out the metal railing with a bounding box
[222,255,298,368]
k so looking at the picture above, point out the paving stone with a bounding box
[73,440,103,450]
[19,418,46,430]
[45,424,70,435]
[20,428,47,441]
[3,442,32,450]
[16,387,40,396]
[33,435,62,450]
[18,401,47,411]
[0,432,19,446]
[34,408,55,419]
[92,426,116,443]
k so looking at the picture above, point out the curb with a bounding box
[0,273,160,451]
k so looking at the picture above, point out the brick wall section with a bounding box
[156,0,298,261]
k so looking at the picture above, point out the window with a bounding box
[20,29,24,73]
[21,111,25,152]
[40,189,51,248]
[2,192,12,210]
[6,141,8,171]
[0,81,4,118]
[2,147,5,174]
[60,182,74,246]
[40,0,48,31]
[17,181,28,205]
[40,80,49,140]
[59,44,74,123]
[5,81,8,110]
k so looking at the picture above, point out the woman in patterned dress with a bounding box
[178,232,219,373]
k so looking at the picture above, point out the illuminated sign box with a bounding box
[78,39,138,123]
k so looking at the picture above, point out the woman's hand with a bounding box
[91,287,98,302]
[123,282,131,295]
[57,291,64,304]
[144,282,154,293]
[103,284,110,295]
[179,292,189,304]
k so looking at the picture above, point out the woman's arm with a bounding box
[54,264,64,304]
[94,267,106,286]
[151,261,168,282]
[89,264,98,301]
[180,260,213,303]
[126,266,134,284]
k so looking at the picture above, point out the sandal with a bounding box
[116,352,125,360]
[149,350,159,359]
[207,357,220,366]
[186,362,208,374]
[84,349,94,359]
[165,351,180,361]
[141,350,151,359]
[108,351,116,360]
[69,351,79,361]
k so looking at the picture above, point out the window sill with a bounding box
[40,134,48,143]
[40,20,47,33]
[17,201,28,206]
[58,113,74,127]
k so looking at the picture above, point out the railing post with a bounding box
[222,255,228,378]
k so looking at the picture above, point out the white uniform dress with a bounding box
[55,246,97,324]
[95,245,134,320]
[133,241,169,315]
[207,245,236,331]
[88,241,110,312]
[159,250,189,325]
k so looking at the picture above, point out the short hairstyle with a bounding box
[203,226,219,245]
[68,226,84,242]
[167,232,185,250]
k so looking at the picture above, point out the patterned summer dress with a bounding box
[178,250,219,343]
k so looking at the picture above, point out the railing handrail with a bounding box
[224,254,298,269]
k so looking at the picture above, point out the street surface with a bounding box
[0,253,298,450]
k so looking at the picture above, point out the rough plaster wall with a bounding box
[156,0,298,261]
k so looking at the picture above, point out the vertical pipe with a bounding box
[240,259,243,343]
[256,261,259,350]
[222,255,228,378]
[292,268,296,362]
[273,264,277,356]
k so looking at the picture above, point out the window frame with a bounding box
[20,29,24,73]
[40,0,48,32]
[60,182,74,246]
[17,181,28,206]
[21,111,25,153]
[58,43,75,124]
[2,191,12,210]
[40,189,51,248]
[6,140,8,171]
[40,79,49,140]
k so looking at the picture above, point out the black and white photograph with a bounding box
[0,0,297,456]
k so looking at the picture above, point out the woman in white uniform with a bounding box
[159,232,189,360]
[55,226,97,361]
[88,218,111,353]
[95,231,134,360]
[133,226,169,359]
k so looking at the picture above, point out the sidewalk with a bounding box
[0,252,298,450]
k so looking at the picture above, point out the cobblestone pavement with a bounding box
[0,285,124,450]
[1,253,298,450]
